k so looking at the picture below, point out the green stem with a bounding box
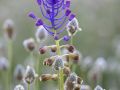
[28,84,30,90]
[7,39,13,90]
[55,40,64,90]
[70,36,73,45]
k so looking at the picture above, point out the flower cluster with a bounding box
[28,0,81,40]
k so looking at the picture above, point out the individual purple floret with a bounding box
[28,0,76,39]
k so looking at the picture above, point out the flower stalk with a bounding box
[55,39,64,90]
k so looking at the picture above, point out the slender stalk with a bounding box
[7,39,13,90]
[28,84,30,90]
[55,40,64,90]
[70,36,73,45]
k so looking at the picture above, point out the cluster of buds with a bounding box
[27,0,83,90]
[39,44,75,54]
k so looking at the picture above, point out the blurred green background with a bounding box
[0,0,120,90]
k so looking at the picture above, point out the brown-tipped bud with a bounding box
[63,67,71,76]
[66,18,82,36]
[67,45,75,53]
[39,74,52,81]
[64,73,78,90]
[23,38,36,52]
[39,74,58,81]
[39,46,48,54]
[3,19,15,39]
[51,74,58,80]
[50,45,57,52]
[24,66,36,84]
[74,84,80,90]
[43,58,54,66]
[77,76,82,84]
[69,53,80,63]
[14,64,24,81]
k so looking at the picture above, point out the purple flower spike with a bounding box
[66,1,71,8]
[63,35,70,41]
[37,0,41,5]
[28,12,36,19]
[29,0,77,38]
[65,9,71,16]
[69,14,76,21]
[35,19,43,26]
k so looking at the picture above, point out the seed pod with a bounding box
[14,85,24,90]
[35,26,48,43]
[3,19,15,39]
[24,66,36,84]
[0,57,9,71]
[23,38,36,52]
[14,64,24,81]
[43,58,54,66]
[52,56,64,71]
[66,18,82,36]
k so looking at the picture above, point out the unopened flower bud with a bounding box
[35,26,48,43]
[23,38,35,52]
[14,85,24,90]
[53,56,64,70]
[43,58,54,66]
[39,46,48,54]
[24,66,36,84]
[63,67,71,76]
[0,57,9,71]
[64,73,78,90]
[69,52,80,63]
[74,84,80,90]
[66,45,75,53]
[66,18,82,36]
[39,74,58,81]
[50,45,57,52]
[3,19,15,39]
[14,64,24,81]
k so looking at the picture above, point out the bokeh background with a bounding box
[0,0,120,90]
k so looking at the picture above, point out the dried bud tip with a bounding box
[43,58,53,66]
[3,19,15,39]
[24,66,36,84]
[39,46,47,54]
[23,38,36,52]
